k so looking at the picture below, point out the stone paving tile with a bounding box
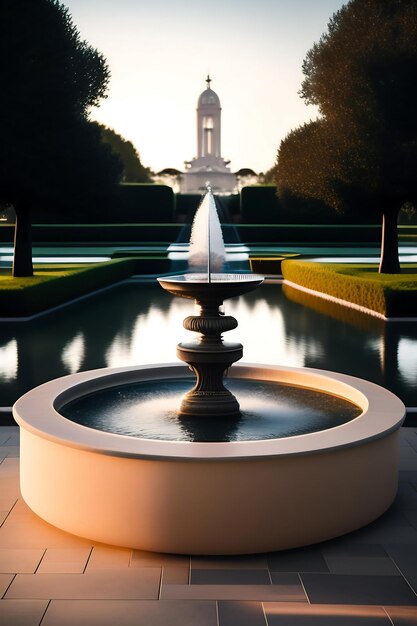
[263,602,392,625]
[191,568,271,585]
[0,599,49,626]
[0,548,45,574]
[84,546,131,571]
[321,537,401,576]
[6,569,161,600]
[321,542,389,558]
[0,496,17,512]
[399,433,417,446]
[323,555,400,576]
[161,567,189,584]
[36,548,92,574]
[0,432,12,446]
[5,432,20,446]
[0,446,19,457]
[41,599,218,626]
[267,546,329,573]
[0,459,20,499]
[385,544,417,594]
[400,471,417,485]
[161,583,308,601]
[131,549,189,568]
[0,511,10,526]
[269,573,307,597]
[403,510,417,531]
[384,605,417,625]
[392,484,417,511]
[399,458,417,471]
[300,573,417,605]
[338,508,417,545]
[218,600,267,626]
[192,554,269,570]
[0,502,94,549]
[0,573,14,597]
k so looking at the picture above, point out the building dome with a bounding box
[197,75,220,107]
[198,88,220,107]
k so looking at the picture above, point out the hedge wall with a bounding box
[240,186,281,224]
[29,184,175,224]
[114,184,174,223]
[281,259,417,317]
[241,185,382,225]
[0,223,183,244]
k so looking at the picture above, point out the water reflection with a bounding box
[105,301,189,367]
[282,284,417,405]
[398,338,417,387]
[0,339,17,381]
[61,333,86,374]
[0,281,416,408]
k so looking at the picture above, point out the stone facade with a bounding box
[181,77,236,195]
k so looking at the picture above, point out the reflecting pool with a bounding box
[0,280,416,408]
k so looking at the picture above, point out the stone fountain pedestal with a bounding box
[158,273,263,418]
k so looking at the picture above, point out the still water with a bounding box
[62,378,361,442]
[0,280,416,408]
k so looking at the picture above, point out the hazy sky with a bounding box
[64,0,345,174]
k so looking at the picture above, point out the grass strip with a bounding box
[0,257,168,317]
[281,260,417,317]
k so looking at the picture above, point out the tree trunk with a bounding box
[379,209,400,274]
[12,206,33,277]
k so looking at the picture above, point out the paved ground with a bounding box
[0,426,417,625]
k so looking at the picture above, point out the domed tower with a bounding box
[182,77,236,194]
[197,75,221,160]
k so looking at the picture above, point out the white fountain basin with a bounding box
[13,363,405,555]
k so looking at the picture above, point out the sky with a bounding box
[64,0,346,174]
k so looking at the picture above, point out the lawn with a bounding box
[281,260,417,318]
[0,259,141,317]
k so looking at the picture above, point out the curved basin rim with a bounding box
[13,363,405,462]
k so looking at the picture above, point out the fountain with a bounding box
[158,188,263,418]
[13,189,405,554]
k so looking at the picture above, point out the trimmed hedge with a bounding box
[0,223,183,244]
[114,184,174,223]
[175,194,202,220]
[240,186,281,224]
[0,258,142,317]
[235,224,382,244]
[13,184,175,225]
[282,260,417,317]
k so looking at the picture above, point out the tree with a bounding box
[276,0,417,272]
[0,0,122,276]
[276,119,381,223]
[96,123,152,183]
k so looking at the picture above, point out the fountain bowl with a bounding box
[157,273,264,303]
[14,362,405,555]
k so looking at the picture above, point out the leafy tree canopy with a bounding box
[276,0,417,272]
[96,123,152,183]
[0,0,122,274]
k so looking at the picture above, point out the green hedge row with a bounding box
[235,224,382,244]
[0,258,164,317]
[0,223,183,244]
[281,260,417,317]
[28,184,175,224]
[240,186,282,224]
[0,223,384,245]
[240,185,383,225]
